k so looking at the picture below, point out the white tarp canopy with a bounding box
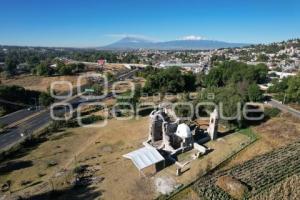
[123,146,165,171]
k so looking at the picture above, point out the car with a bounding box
[27,107,35,111]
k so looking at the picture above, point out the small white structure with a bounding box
[175,124,192,139]
[193,143,207,154]
[123,146,165,174]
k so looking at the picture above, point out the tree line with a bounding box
[0,47,141,77]
[140,61,268,127]
[268,74,300,103]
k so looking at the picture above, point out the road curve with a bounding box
[268,99,300,118]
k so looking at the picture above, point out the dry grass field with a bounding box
[0,117,151,200]
[0,63,128,93]
[0,114,253,200]
[0,74,84,92]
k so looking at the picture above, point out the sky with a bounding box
[0,0,300,47]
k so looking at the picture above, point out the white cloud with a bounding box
[180,35,206,40]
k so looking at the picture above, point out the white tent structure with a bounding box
[123,146,165,175]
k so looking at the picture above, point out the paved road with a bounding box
[0,109,38,126]
[268,99,300,118]
[0,111,51,150]
[0,98,28,107]
[0,69,139,150]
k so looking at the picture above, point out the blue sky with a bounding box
[0,0,299,47]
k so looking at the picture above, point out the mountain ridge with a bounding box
[101,37,249,50]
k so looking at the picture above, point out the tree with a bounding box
[286,75,300,103]
[203,67,224,87]
[203,61,268,87]
[253,63,268,84]
[183,72,196,91]
[105,72,115,82]
[39,92,54,106]
[256,54,269,62]
[91,84,103,95]
[75,63,85,72]
[4,56,18,75]
[248,84,263,102]
[36,62,52,76]
[0,106,6,117]
[143,66,190,94]
[117,84,142,113]
[58,65,73,75]
[267,77,289,93]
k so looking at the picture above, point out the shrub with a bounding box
[47,160,58,167]
[80,115,104,125]
[264,107,281,118]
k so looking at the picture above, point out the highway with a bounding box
[0,69,139,151]
[0,109,38,126]
[268,99,300,118]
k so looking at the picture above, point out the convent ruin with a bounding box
[123,104,219,176]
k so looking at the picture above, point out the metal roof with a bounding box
[123,146,165,170]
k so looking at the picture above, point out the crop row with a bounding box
[192,141,300,199]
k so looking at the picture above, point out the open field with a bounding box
[2,92,299,199]
[0,74,87,93]
[0,63,128,93]
[0,114,253,200]
[0,117,149,199]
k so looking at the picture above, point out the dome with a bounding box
[175,124,192,139]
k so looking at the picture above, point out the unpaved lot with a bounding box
[0,74,86,92]
[0,115,253,200]
[0,117,150,199]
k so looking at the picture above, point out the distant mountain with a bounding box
[102,37,249,50]
[103,37,155,49]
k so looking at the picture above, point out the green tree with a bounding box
[39,92,54,106]
[105,72,116,82]
[248,84,263,102]
[286,75,300,103]
[36,62,52,76]
[256,54,269,62]
[4,56,18,75]
[143,66,188,94]
[58,65,73,75]
[267,78,289,93]
[117,84,142,113]
[91,84,103,95]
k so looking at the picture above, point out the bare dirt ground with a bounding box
[288,103,300,111]
[0,74,86,93]
[156,132,251,187]
[103,63,127,74]
[0,64,128,93]
[225,112,300,168]
[0,115,252,200]
[71,117,153,200]
[0,117,150,200]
